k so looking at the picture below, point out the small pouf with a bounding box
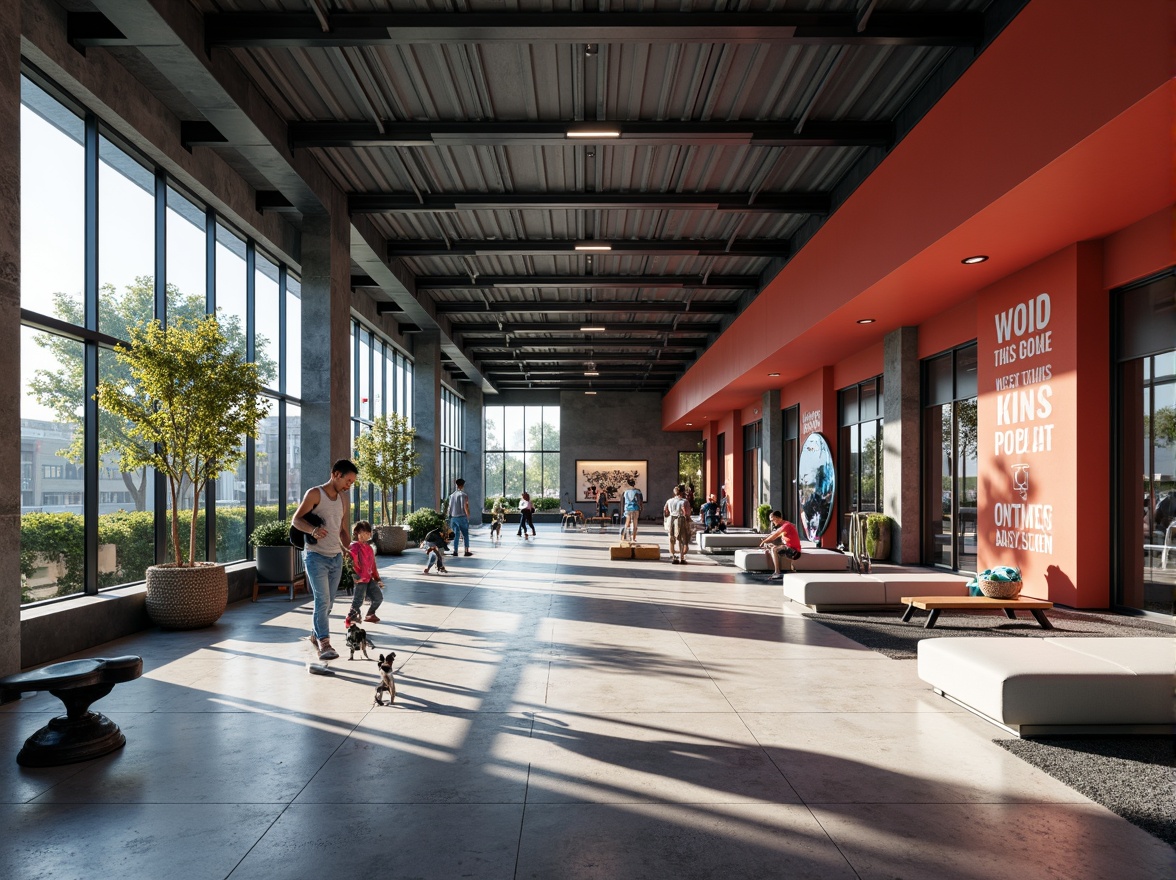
[0,655,143,766]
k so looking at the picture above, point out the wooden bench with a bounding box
[901,595,1054,629]
[0,656,143,766]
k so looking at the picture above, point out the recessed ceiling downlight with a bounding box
[962,255,989,264]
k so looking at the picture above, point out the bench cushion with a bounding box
[782,573,885,605]
[870,573,972,604]
[697,534,763,553]
[734,547,849,572]
[917,637,1174,728]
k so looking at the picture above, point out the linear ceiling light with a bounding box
[580,326,606,332]
[574,242,612,252]
[566,128,620,138]
[585,391,598,395]
[584,371,600,377]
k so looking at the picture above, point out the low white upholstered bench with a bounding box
[700,535,817,554]
[917,637,1175,737]
[697,533,763,553]
[781,571,970,610]
[734,547,849,572]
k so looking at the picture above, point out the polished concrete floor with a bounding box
[3,526,1172,879]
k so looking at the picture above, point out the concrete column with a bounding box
[299,205,350,490]
[412,331,442,510]
[761,389,783,513]
[883,326,920,563]
[0,0,19,675]
[461,383,484,514]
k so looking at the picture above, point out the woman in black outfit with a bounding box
[517,491,537,539]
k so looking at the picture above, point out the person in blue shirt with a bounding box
[621,479,644,541]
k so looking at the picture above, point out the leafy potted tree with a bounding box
[353,414,421,555]
[97,315,268,629]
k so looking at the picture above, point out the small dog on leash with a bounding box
[374,652,397,706]
[346,622,374,661]
[489,517,502,543]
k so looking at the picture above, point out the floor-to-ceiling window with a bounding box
[838,376,884,544]
[483,405,560,504]
[440,386,466,501]
[1114,270,1176,617]
[19,70,302,604]
[743,421,762,526]
[922,343,978,572]
[782,405,799,526]
[350,318,414,523]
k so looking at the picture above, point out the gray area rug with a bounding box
[995,736,1176,847]
[799,607,1172,659]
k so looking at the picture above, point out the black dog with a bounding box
[346,622,374,661]
[374,653,397,706]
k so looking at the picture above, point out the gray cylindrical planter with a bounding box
[145,563,227,629]
[373,524,408,555]
[255,545,300,583]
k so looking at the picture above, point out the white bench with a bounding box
[782,572,970,610]
[734,547,850,572]
[697,533,763,553]
[917,637,1175,737]
[699,535,818,554]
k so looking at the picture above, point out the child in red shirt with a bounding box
[345,521,385,625]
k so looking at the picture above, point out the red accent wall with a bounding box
[919,296,977,360]
[833,343,884,390]
[1103,208,1174,290]
[976,243,1110,607]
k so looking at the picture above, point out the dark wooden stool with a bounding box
[0,655,143,766]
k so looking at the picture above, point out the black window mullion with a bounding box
[277,265,287,521]
[244,242,256,558]
[153,171,168,566]
[83,112,99,594]
[204,212,216,562]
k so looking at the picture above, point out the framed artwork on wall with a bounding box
[576,460,647,503]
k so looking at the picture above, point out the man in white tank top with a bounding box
[292,459,358,662]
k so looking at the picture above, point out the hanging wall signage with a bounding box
[797,432,835,541]
[988,292,1056,557]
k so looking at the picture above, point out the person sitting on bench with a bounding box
[760,510,802,579]
[700,493,721,533]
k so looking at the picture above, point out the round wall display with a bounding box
[797,432,836,541]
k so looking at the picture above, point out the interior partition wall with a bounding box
[1113,270,1176,617]
[19,70,302,605]
[922,343,978,573]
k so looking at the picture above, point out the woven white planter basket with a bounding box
[978,576,1022,599]
[145,563,227,629]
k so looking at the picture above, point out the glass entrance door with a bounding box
[1114,271,1176,617]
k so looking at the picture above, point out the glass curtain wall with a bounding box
[19,72,302,604]
[922,343,978,572]
[483,405,560,505]
[782,405,799,526]
[440,386,466,503]
[1113,270,1176,617]
[743,421,762,526]
[838,376,885,545]
[350,318,414,524]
